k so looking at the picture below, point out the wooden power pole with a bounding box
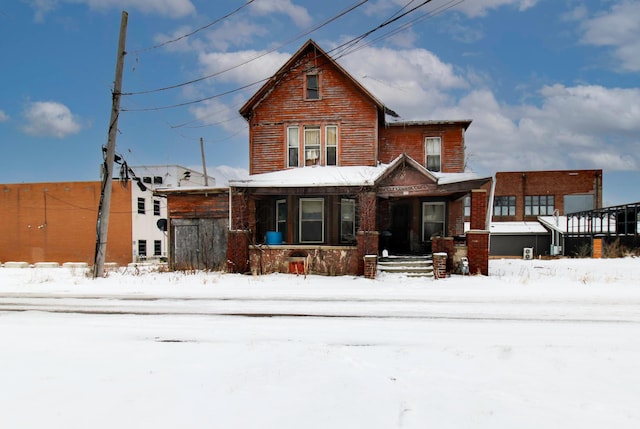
[93,11,128,278]
[200,137,209,186]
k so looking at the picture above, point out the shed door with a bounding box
[172,218,229,271]
[173,220,201,270]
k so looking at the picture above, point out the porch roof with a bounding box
[229,157,489,190]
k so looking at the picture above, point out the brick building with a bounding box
[224,40,492,276]
[486,169,603,257]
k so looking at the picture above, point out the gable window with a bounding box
[306,74,319,100]
[425,137,441,172]
[137,197,145,214]
[340,198,356,243]
[422,202,445,241]
[494,196,516,217]
[300,198,324,243]
[326,125,338,166]
[287,126,299,167]
[153,199,161,216]
[525,195,554,216]
[276,199,287,238]
[304,126,321,166]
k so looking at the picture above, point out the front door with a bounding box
[390,203,410,254]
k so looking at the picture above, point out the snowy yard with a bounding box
[1,258,640,428]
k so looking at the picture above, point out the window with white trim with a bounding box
[304,126,321,166]
[300,198,324,243]
[340,198,356,243]
[425,137,441,172]
[326,125,337,166]
[422,202,445,241]
[287,126,299,167]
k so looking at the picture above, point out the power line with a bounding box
[131,0,256,54]
[122,0,370,96]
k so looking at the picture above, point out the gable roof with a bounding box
[239,39,398,120]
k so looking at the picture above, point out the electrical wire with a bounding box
[122,0,370,96]
[130,0,256,54]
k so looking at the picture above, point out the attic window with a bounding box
[306,74,319,100]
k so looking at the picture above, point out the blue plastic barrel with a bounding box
[265,231,283,245]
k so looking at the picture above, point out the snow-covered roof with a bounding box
[229,165,388,188]
[538,215,568,234]
[230,161,487,189]
[465,221,550,234]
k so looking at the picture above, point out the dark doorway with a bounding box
[390,203,410,254]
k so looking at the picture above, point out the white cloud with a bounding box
[365,0,538,19]
[197,50,291,85]
[206,165,249,187]
[249,0,311,28]
[580,0,640,72]
[22,101,82,138]
[0,110,8,122]
[27,0,195,21]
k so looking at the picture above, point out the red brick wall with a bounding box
[379,124,466,172]
[494,170,602,220]
[470,189,488,230]
[0,181,132,265]
[247,50,379,174]
[467,231,489,275]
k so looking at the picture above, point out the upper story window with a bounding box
[494,196,516,217]
[304,126,321,166]
[305,74,319,100]
[425,137,441,172]
[287,126,299,168]
[525,195,554,216]
[137,197,145,214]
[153,199,161,216]
[326,125,337,166]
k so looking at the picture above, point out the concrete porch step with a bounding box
[377,255,434,278]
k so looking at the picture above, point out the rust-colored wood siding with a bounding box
[379,124,466,173]
[0,181,132,265]
[167,193,229,219]
[247,50,379,174]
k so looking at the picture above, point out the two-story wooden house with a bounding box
[227,40,491,276]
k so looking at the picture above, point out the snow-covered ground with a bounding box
[1,258,640,428]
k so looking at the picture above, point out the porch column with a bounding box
[357,191,379,275]
[467,189,489,275]
[227,188,250,273]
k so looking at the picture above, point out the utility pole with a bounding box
[200,137,209,186]
[93,11,128,278]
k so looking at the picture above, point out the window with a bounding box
[425,137,441,172]
[154,240,162,256]
[154,176,163,184]
[525,195,555,216]
[422,202,445,241]
[306,74,319,100]
[493,196,516,217]
[287,126,299,168]
[340,199,356,243]
[464,196,471,217]
[326,125,338,166]
[304,126,321,166]
[153,199,161,216]
[276,199,287,237]
[143,177,152,184]
[300,198,324,243]
[137,197,145,214]
[138,240,147,257]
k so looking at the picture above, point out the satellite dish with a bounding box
[156,218,167,231]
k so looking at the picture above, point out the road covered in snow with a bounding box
[1,257,640,428]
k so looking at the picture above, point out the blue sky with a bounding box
[1,0,638,206]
